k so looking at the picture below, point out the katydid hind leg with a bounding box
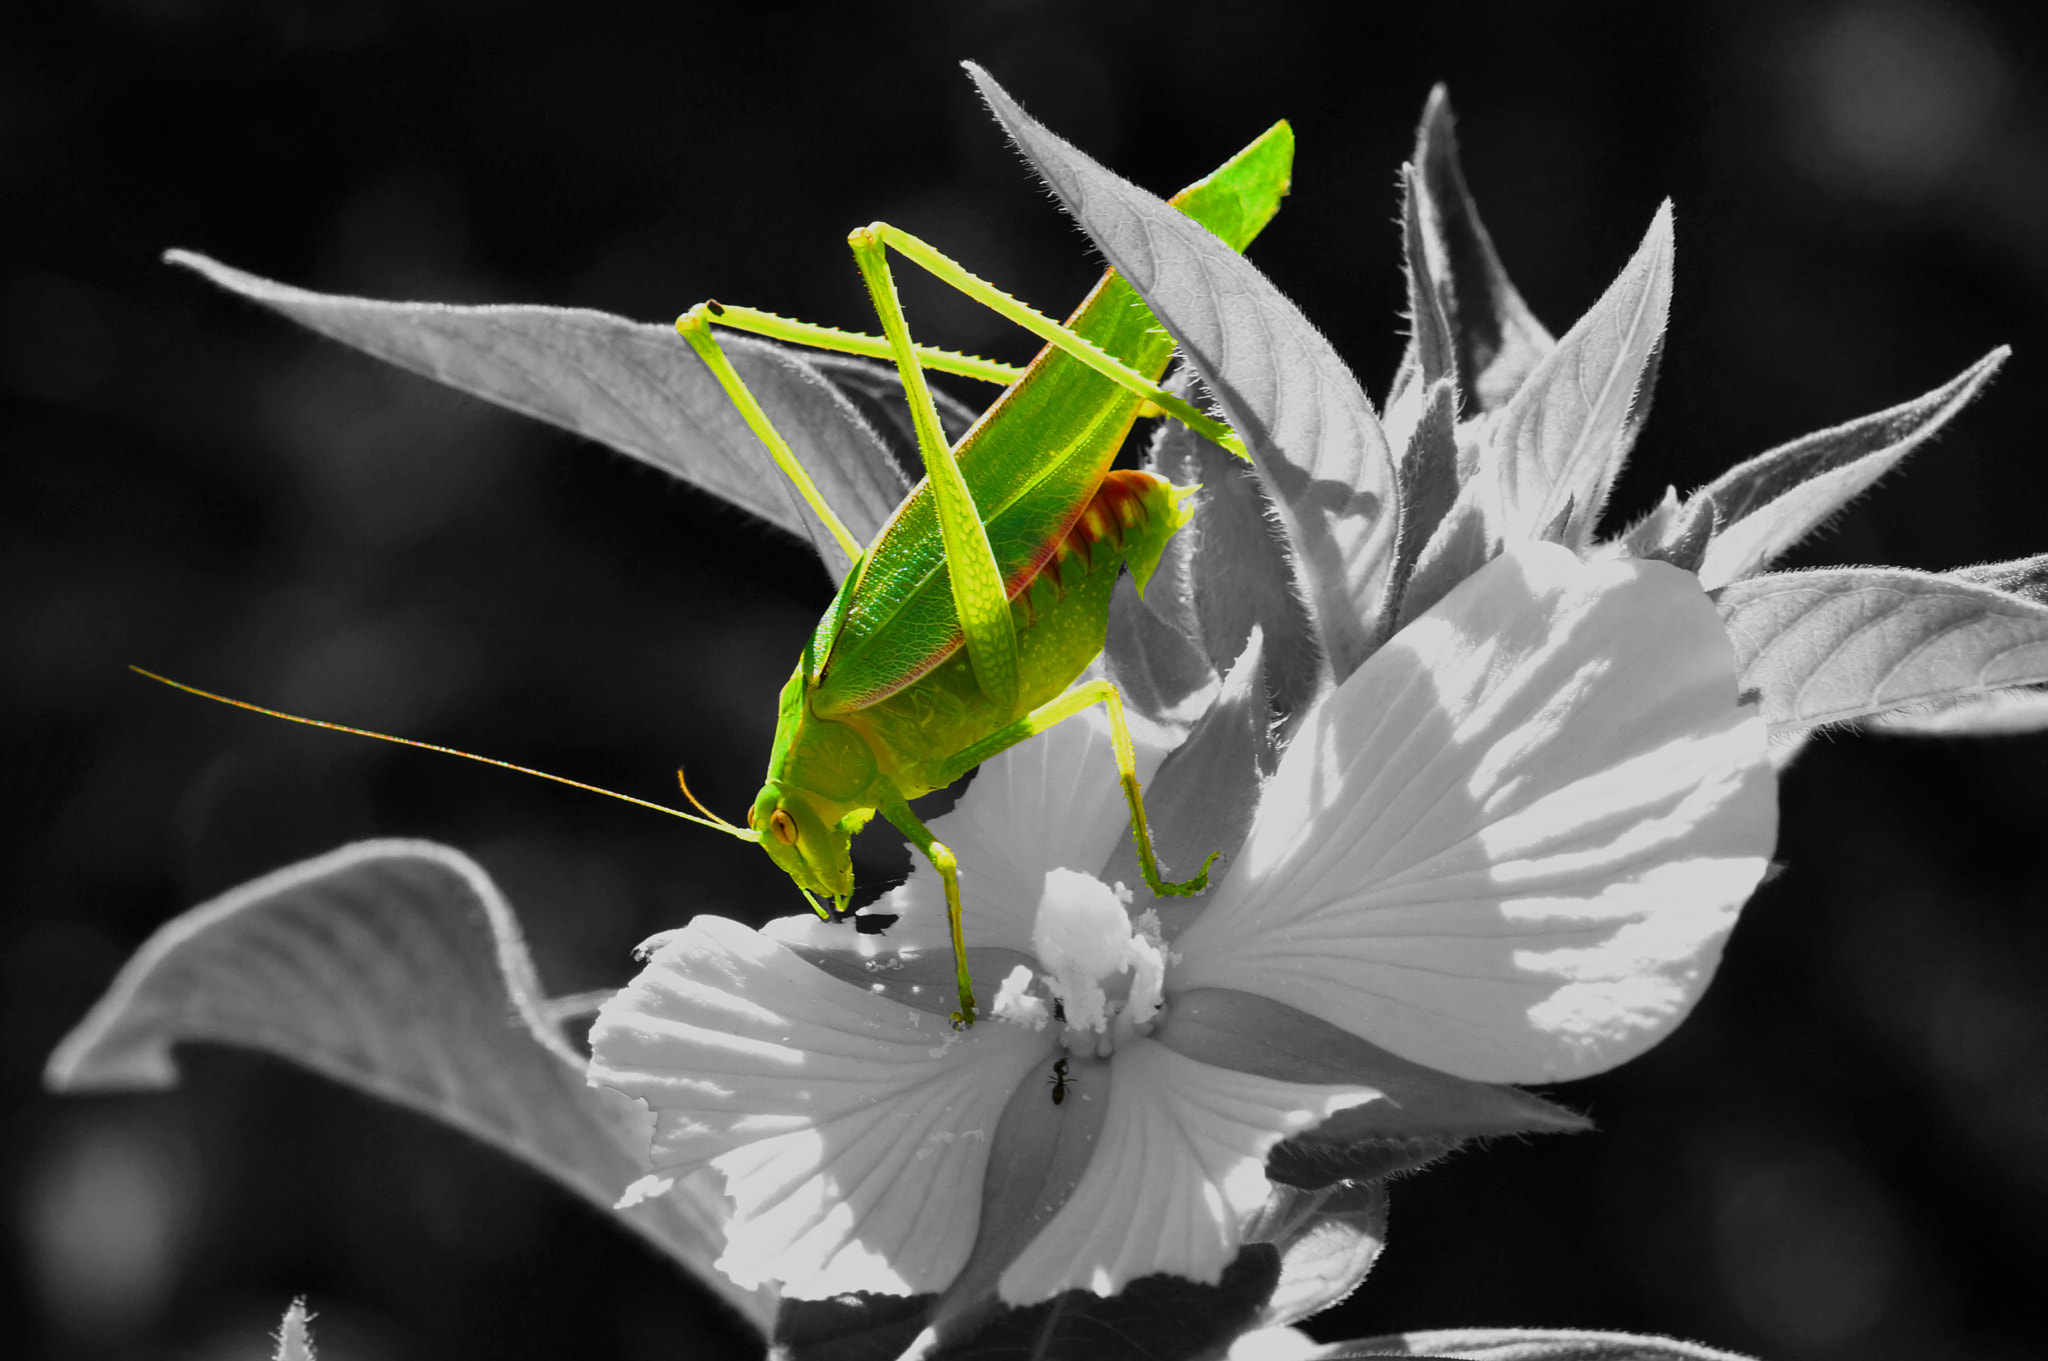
[846,227,1022,719]
[879,795,979,1028]
[935,678,1219,899]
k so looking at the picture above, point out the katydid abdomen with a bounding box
[835,469,1189,792]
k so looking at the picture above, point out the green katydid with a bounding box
[674,123,1294,1027]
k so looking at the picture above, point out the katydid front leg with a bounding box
[857,225,1245,459]
[937,678,1221,901]
[675,306,868,565]
[878,792,978,1028]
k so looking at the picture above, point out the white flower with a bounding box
[587,542,1776,1307]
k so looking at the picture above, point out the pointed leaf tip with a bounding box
[1484,199,1673,549]
[1696,347,2010,589]
[1410,88,1555,410]
[1400,166,1458,401]
[1640,489,1718,574]
[274,1299,316,1361]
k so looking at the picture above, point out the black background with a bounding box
[6,1,2047,1358]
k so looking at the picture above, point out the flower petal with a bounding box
[996,1039,1374,1304]
[588,916,1049,1297]
[880,702,1171,955]
[1174,543,1777,1083]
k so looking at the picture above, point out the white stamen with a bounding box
[991,964,1051,1029]
[1125,932,1167,1029]
[1029,869,1175,1053]
[1033,868,1134,1033]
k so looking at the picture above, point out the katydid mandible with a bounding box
[677,123,1293,1027]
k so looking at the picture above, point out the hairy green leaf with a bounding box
[166,250,911,582]
[1865,684,2048,735]
[1385,379,1462,634]
[1953,550,2048,606]
[1410,86,1555,411]
[1717,567,2048,730]
[1392,471,1498,632]
[1249,1181,1388,1330]
[1385,165,1459,425]
[1639,488,1718,574]
[45,840,772,1330]
[1151,419,1323,721]
[1323,1327,1761,1360]
[1696,349,2008,588]
[1485,203,1673,549]
[1103,570,1221,734]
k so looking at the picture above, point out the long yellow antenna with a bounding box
[675,766,751,834]
[131,666,760,843]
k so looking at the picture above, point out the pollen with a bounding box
[1032,868,1137,1036]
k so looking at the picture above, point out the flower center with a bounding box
[990,868,1168,1056]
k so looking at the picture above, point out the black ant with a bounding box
[1047,1056,1074,1105]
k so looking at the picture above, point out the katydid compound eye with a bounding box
[769,809,798,846]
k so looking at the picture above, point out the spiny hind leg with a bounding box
[844,227,1021,715]
[879,795,978,1028]
[936,678,1218,900]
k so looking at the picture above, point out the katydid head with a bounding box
[750,782,855,910]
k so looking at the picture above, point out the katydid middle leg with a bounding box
[935,678,1221,901]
